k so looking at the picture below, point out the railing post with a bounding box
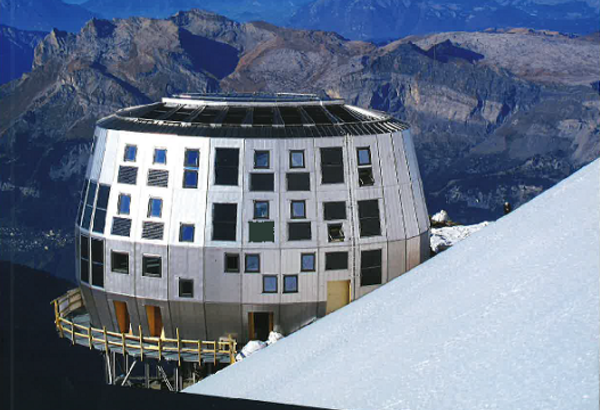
[103,326,109,354]
[139,325,144,361]
[158,338,162,362]
[197,341,202,366]
[88,325,93,349]
[122,332,126,356]
[176,328,181,367]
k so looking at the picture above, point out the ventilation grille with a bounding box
[118,166,138,185]
[111,217,132,237]
[147,169,169,187]
[142,221,164,240]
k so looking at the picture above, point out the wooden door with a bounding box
[113,301,130,334]
[326,280,351,315]
[145,305,163,337]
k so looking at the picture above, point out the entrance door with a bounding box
[113,301,130,334]
[145,305,163,337]
[326,280,350,315]
[248,312,273,341]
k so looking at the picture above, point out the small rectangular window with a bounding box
[250,173,274,191]
[245,254,260,273]
[92,184,111,234]
[147,198,163,218]
[286,173,310,191]
[184,149,199,167]
[124,145,137,162]
[179,279,194,298]
[358,199,381,237]
[290,150,305,168]
[288,222,311,241]
[91,238,104,287]
[118,194,131,215]
[301,253,315,272]
[283,275,298,293]
[361,249,382,286]
[215,148,239,186]
[179,224,195,242]
[81,181,97,229]
[183,170,198,188]
[325,251,348,270]
[154,148,167,164]
[323,201,346,220]
[291,200,306,219]
[358,168,375,186]
[183,149,199,189]
[254,151,270,169]
[111,252,129,274]
[142,255,162,277]
[263,275,278,293]
[254,201,269,219]
[213,203,237,241]
[328,223,345,242]
[357,147,372,166]
[80,235,89,283]
[320,147,344,184]
[225,253,240,273]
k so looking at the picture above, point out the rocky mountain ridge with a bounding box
[1,10,598,279]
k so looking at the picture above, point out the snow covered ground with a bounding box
[185,160,599,410]
[430,221,491,253]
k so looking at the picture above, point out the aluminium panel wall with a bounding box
[98,129,118,185]
[168,245,204,302]
[278,302,319,335]
[205,302,242,341]
[88,127,108,181]
[354,241,388,299]
[387,239,407,280]
[134,242,168,300]
[168,301,207,340]
[104,238,136,296]
[203,247,242,304]
[402,129,429,234]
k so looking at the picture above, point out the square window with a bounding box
[184,149,199,167]
[358,168,375,186]
[249,221,275,243]
[179,279,194,298]
[325,251,348,270]
[254,201,269,219]
[301,253,315,272]
[142,256,162,277]
[183,170,198,188]
[124,145,137,162]
[254,151,270,169]
[147,198,163,218]
[245,254,260,273]
[111,252,129,274]
[357,147,371,166]
[179,224,195,242]
[288,222,311,241]
[263,275,277,293]
[286,173,310,191]
[290,150,305,168]
[154,149,167,164]
[250,173,274,191]
[284,275,298,293]
[328,223,345,242]
[323,201,346,220]
[225,253,240,273]
[291,200,306,219]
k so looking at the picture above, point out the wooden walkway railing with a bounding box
[52,289,237,365]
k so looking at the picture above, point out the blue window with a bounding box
[245,254,260,273]
[357,147,371,166]
[183,170,198,188]
[184,149,199,167]
[118,194,131,215]
[179,224,195,242]
[147,198,162,218]
[291,200,306,219]
[254,151,270,169]
[154,149,167,164]
[283,275,298,293]
[263,275,277,293]
[290,150,305,168]
[254,201,269,219]
[124,145,137,162]
[301,253,315,272]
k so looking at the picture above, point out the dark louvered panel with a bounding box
[118,166,138,185]
[147,169,169,187]
[142,221,164,240]
[111,217,132,237]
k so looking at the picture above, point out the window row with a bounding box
[116,146,376,189]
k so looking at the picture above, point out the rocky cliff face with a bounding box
[1,9,598,278]
[0,24,46,84]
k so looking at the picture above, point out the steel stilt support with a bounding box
[144,362,150,389]
[121,360,138,386]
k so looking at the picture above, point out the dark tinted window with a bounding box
[250,173,274,191]
[320,147,344,184]
[328,223,345,242]
[249,221,275,243]
[142,256,162,277]
[117,166,138,185]
[179,279,194,298]
[111,252,129,274]
[91,239,104,264]
[254,151,270,169]
[358,168,375,186]
[286,173,310,191]
[358,200,381,237]
[325,251,348,270]
[91,238,104,287]
[323,201,346,220]
[147,169,169,187]
[288,222,311,241]
[80,235,89,283]
[225,254,240,273]
[361,249,382,286]
[213,203,237,241]
[215,148,239,186]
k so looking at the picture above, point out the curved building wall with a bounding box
[76,99,429,343]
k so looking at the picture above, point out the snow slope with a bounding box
[186,160,600,410]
